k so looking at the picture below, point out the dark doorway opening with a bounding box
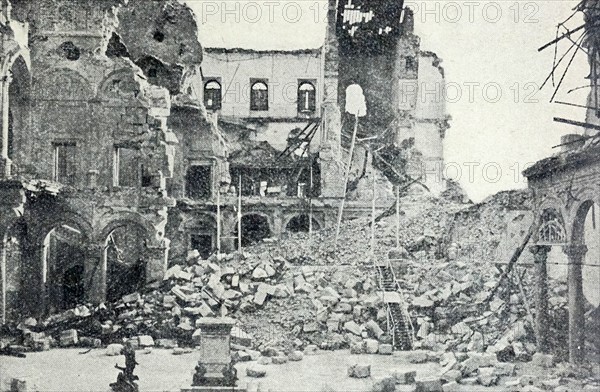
[236,214,271,247]
[187,166,212,200]
[286,215,321,233]
[190,233,213,259]
[106,225,146,302]
[62,264,84,309]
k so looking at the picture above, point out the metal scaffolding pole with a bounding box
[237,174,242,252]
[335,114,359,247]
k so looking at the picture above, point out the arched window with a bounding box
[204,80,222,110]
[298,81,316,113]
[250,80,269,111]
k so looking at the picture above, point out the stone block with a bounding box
[272,355,288,364]
[442,382,460,392]
[407,350,429,364]
[10,378,28,392]
[138,335,154,347]
[106,344,124,356]
[378,344,393,355]
[393,370,416,384]
[304,345,318,355]
[289,351,303,361]
[440,370,461,383]
[246,365,267,378]
[365,339,379,354]
[344,321,362,336]
[494,362,516,376]
[348,364,371,378]
[156,339,177,349]
[371,376,395,392]
[257,356,272,365]
[59,329,78,347]
[477,367,498,387]
[531,353,555,368]
[122,292,141,303]
[415,377,443,392]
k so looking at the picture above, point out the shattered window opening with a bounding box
[298,81,316,113]
[113,146,141,188]
[204,80,222,110]
[250,80,269,111]
[53,142,77,185]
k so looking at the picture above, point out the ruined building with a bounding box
[524,0,600,364]
[0,0,449,322]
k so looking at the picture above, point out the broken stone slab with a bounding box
[304,345,318,355]
[137,335,154,347]
[122,292,141,303]
[350,340,364,354]
[406,350,429,364]
[378,344,393,355]
[257,356,272,365]
[344,321,362,336]
[59,329,78,347]
[272,355,288,365]
[172,348,193,355]
[441,381,460,392]
[233,351,252,362]
[392,370,416,385]
[231,326,252,347]
[348,364,371,378]
[253,291,268,306]
[288,351,303,361]
[371,376,396,392]
[412,296,435,308]
[365,320,384,340]
[155,339,177,349]
[477,367,498,387]
[414,377,443,392]
[106,344,124,356]
[494,362,516,376]
[531,353,555,368]
[460,353,497,376]
[364,339,379,354]
[246,365,267,378]
[10,378,28,392]
[440,370,461,383]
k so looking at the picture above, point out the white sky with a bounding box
[186,0,589,202]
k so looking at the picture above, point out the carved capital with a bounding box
[529,245,551,263]
[562,244,588,259]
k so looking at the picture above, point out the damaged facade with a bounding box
[524,0,600,364]
[0,0,450,322]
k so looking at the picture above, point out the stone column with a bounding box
[84,243,107,304]
[144,239,170,287]
[0,74,12,177]
[530,245,551,353]
[563,244,588,364]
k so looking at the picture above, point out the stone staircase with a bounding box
[375,261,414,350]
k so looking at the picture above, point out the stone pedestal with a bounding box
[183,317,244,391]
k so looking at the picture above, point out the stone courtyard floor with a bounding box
[0,349,513,392]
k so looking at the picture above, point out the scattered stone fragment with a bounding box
[531,353,555,368]
[364,339,379,354]
[378,344,392,355]
[272,355,288,365]
[371,376,396,392]
[348,364,371,378]
[246,365,267,378]
[477,367,498,387]
[106,344,124,356]
[289,351,303,361]
[415,377,443,392]
[392,370,416,385]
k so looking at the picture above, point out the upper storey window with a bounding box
[204,80,222,110]
[250,80,269,111]
[298,82,316,113]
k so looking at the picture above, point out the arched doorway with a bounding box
[1,220,27,323]
[42,224,86,313]
[187,215,217,260]
[571,200,600,362]
[285,214,321,233]
[235,214,271,247]
[104,223,147,302]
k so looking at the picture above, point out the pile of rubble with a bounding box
[2,190,574,372]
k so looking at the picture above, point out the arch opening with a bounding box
[7,55,30,163]
[42,223,86,313]
[187,215,217,260]
[571,200,600,362]
[104,223,147,303]
[234,214,271,247]
[286,214,321,233]
[1,221,27,322]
